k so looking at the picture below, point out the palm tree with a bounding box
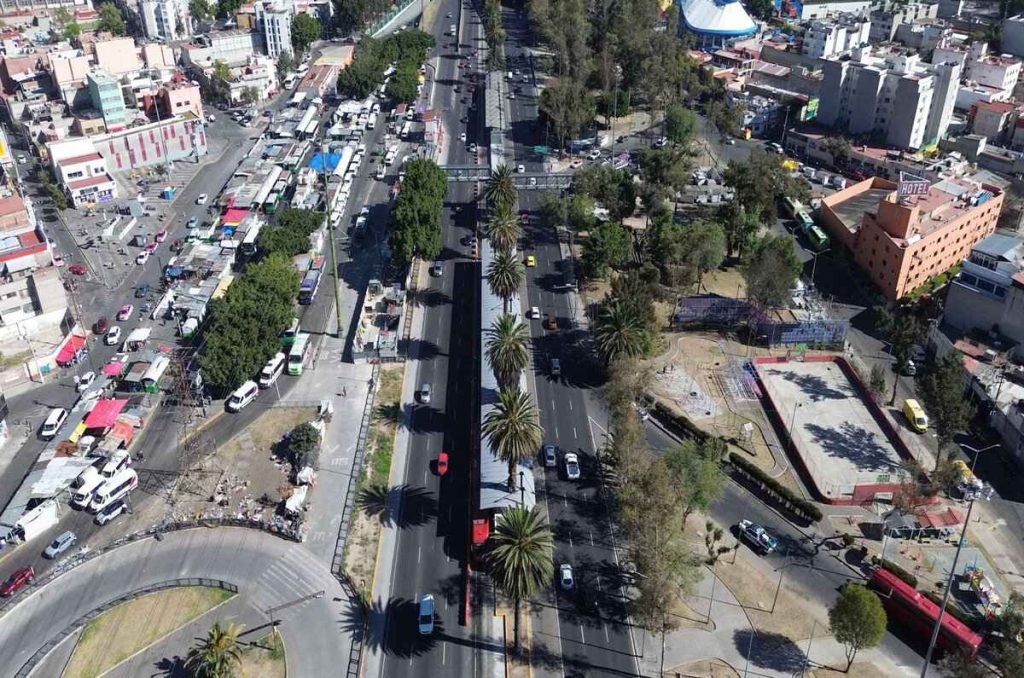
[486,314,530,389]
[185,621,243,678]
[487,506,554,651]
[487,249,524,314]
[482,387,542,491]
[485,163,517,210]
[486,202,521,254]
[594,299,646,364]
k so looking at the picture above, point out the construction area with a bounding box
[752,357,909,504]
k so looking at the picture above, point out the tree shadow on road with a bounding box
[349,596,442,659]
[153,655,187,677]
[733,628,808,674]
[357,483,438,529]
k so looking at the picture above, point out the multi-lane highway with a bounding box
[495,5,641,677]
[379,0,484,675]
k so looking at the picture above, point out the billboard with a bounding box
[898,172,930,198]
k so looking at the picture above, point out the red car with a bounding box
[0,567,34,597]
[95,315,109,334]
[144,242,157,254]
[155,229,167,243]
[520,212,530,225]
[436,451,449,476]
[68,263,87,276]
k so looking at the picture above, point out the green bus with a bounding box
[280,318,300,349]
[795,208,815,232]
[782,197,800,219]
[288,332,311,376]
[807,225,830,251]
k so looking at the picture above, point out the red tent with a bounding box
[84,399,128,429]
[55,334,86,366]
[103,361,126,377]
[222,208,248,226]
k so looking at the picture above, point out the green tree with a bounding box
[663,439,726,522]
[723,149,808,221]
[257,209,322,257]
[595,299,647,363]
[939,650,989,678]
[209,60,231,101]
[46,185,68,211]
[487,249,525,314]
[216,0,242,19]
[828,584,887,672]
[276,51,296,84]
[573,166,636,221]
[868,363,888,402]
[716,201,760,258]
[635,147,692,194]
[198,254,300,393]
[54,7,72,26]
[664,105,698,146]
[820,135,853,167]
[64,22,82,41]
[189,0,213,22]
[34,167,51,185]
[97,3,127,35]
[487,506,554,650]
[567,194,594,232]
[486,314,530,390]
[582,221,631,278]
[240,87,260,105]
[185,621,244,678]
[685,220,726,293]
[482,388,543,491]
[539,78,595,150]
[746,0,775,20]
[385,61,419,103]
[742,234,802,308]
[389,159,447,266]
[291,13,322,54]
[705,99,744,138]
[485,164,517,211]
[288,421,321,469]
[597,89,631,121]
[486,203,521,254]
[918,352,974,470]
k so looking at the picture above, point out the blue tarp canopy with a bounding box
[308,153,341,172]
[165,266,184,278]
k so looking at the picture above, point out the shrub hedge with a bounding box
[870,557,919,588]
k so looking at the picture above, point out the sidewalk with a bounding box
[635,567,917,677]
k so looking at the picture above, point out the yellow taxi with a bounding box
[525,255,536,267]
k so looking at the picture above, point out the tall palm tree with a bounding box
[594,299,646,364]
[485,163,517,211]
[482,387,542,491]
[486,202,521,254]
[487,506,554,651]
[486,314,530,389]
[487,249,524,314]
[185,621,243,678]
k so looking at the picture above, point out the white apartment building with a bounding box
[818,47,960,149]
[801,15,871,60]
[255,1,293,59]
[932,40,1022,94]
[141,0,192,41]
[869,1,938,43]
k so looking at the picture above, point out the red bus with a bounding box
[869,568,983,658]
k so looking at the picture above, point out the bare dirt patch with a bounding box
[239,632,286,678]
[667,658,739,678]
[345,364,404,598]
[63,587,234,678]
[169,407,317,523]
[809,662,890,678]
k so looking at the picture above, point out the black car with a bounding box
[135,283,150,298]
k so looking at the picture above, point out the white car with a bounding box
[105,326,122,346]
[43,531,76,559]
[95,499,126,525]
[653,136,668,148]
[528,306,540,319]
[80,386,103,402]
[52,253,64,267]
[517,164,525,173]
[196,193,209,205]
[135,251,149,265]
[564,453,581,480]
[587,149,601,160]
[559,563,575,591]
[738,519,779,555]
[459,132,467,142]
[76,371,96,392]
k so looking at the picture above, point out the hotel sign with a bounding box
[898,172,930,198]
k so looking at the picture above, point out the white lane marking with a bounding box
[443,641,447,665]
[573,426,578,440]
[568,531,573,548]
[580,625,586,644]
[568,400,573,411]
[423,469,428,484]
[417,546,422,564]
[590,530,594,546]
[604,623,610,643]
[563,493,568,508]
[596,574,602,591]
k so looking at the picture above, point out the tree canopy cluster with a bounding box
[332,0,391,35]
[257,208,323,258]
[337,30,434,101]
[197,254,300,394]
[390,159,447,266]
[291,13,322,55]
[594,268,659,364]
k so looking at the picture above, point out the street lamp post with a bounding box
[788,402,802,454]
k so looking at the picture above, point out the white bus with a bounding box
[89,468,138,514]
[71,467,105,510]
[288,333,311,376]
[400,121,412,140]
[259,352,286,388]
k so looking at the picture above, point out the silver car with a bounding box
[542,444,557,468]
[419,384,432,404]
[564,453,581,480]
[43,531,77,559]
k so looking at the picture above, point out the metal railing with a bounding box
[14,577,238,678]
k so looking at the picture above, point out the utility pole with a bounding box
[321,137,344,338]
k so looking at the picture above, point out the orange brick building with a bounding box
[818,177,1004,300]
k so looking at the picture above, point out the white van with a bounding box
[227,380,259,412]
[41,408,68,439]
[101,450,131,478]
[259,353,286,389]
[72,469,106,510]
[89,468,138,514]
